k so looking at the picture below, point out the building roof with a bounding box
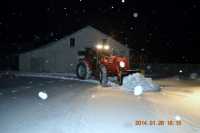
[21,25,128,54]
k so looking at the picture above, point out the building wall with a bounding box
[19,26,130,73]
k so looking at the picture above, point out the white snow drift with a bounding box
[122,73,160,92]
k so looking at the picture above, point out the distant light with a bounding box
[179,70,183,73]
[121,0,125,3]
[111,6,114,9]
[134,86,143,96]
[64,7,67,10]
[133,12,138,18]
[175,115,181,121]
[38,91,48,100]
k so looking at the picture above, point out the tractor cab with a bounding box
[76,44,140,85]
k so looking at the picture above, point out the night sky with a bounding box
[0,0,200,63]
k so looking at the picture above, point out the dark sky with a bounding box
[0,0,200,63]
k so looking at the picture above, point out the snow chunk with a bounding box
[122,73,160,92]
[134,85,143,96]
[38,91,48,100]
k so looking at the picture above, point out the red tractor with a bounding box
[76,44,140,85]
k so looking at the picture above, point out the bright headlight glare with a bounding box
[96,44,103,49]
[103,45,110,50]
[119,61,125,68]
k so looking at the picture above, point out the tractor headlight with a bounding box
[103,45,110,50]
[96,44,103,50]
[119,61,125,68]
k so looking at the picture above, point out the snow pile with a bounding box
[122,73,160,92]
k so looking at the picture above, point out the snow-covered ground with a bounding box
[0,76,200,133]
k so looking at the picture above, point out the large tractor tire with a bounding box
[99,65,108,86]
[76,62,91,79]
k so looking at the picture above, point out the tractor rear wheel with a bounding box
[76,62,91,79]
[99,65,108,86]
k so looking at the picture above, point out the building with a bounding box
[19,25,130,73]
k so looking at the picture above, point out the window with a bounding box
[102,38,107,45]
[70,38,75,48]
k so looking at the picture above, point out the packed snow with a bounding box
[1,76,200,133]
[133,85,143,96]
[122,73,160,92]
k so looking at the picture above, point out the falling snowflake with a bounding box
[38,91,48,100]
[133,12,138,18]
[141,48,145,51]
[121,0,125,3]
[111,6,114,9]
[130,26,134,30]
[147,65,151,70]
[179,70,183,73]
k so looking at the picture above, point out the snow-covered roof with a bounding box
[21,25,129,54]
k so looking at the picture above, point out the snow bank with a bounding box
[122,73,160,92]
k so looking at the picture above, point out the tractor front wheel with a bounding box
[76,62,91,79]
[99,65,108,86]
